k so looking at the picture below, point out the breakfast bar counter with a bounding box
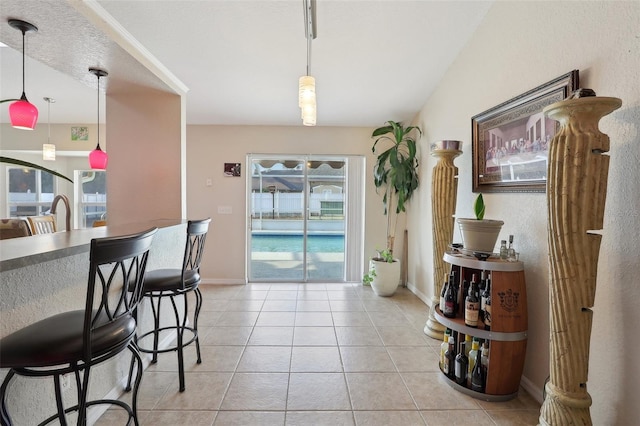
[0,219,188,424]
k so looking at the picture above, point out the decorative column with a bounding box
[539,91,621,425]
[424,141,462,340]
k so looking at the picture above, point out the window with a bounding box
[75,170,107,228]
[7,168,55,217]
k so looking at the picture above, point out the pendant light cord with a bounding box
[96,74,101,150]
[20,28,27,100]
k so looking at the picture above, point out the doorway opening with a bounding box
[247,155,364,283]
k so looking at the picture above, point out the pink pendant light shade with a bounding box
[89,68,109,170]
[9,96,38,130]
[8,19,39,130]
[89,146,108,169]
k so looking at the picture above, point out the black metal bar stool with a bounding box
[0,227,157,426]
[127,218,210,392]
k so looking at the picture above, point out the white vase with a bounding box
[457,218,504,253]
[369,258,401,296]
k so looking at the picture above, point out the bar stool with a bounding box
[0,227,157,425]
[127,218,210,392]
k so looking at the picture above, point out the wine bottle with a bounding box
[499,240,508,259]
[470,345,485,392]
[464,274,480,328]
[443,275,456,318]
[439,329,451,371]
[459,279,469,318]
[443,335,456,379]
[481,342,490,378]
[439,273,448,312]
[464,334,472,358]
[467,338,480,387]
[478,272,486,324]
[483,277,492,331]
[450,271,459,314]
[454,338,469,386]
[508,234,516,261]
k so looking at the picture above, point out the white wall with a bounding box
[186,125,395,283]
[407,2,639,425]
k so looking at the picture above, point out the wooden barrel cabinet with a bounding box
[435,252,528,401]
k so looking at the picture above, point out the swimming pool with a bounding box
[251,234,344,253]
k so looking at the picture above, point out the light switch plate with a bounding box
[218,206,232,214]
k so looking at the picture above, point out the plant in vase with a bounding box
[368,121,422,296]
[457,193,504,255]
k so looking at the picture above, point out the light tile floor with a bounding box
[97,283,541,425]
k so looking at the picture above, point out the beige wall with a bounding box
[186,125,395,283]
[1,122,101,226]
[106,91,185,226]
[407,2,639,425]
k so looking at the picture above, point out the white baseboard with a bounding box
[520,375,544,404]
[405,280,431,306]
[201,278,246,285]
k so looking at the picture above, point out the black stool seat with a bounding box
[0,227,157,426]
[0,311,134,369]
[141,269,200,292]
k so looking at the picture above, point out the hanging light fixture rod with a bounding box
[8,19,38,98]
[303,0,317,40]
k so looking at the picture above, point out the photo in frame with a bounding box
[224,162,241,177]
[472,70,579,193]
[71,126,89,141]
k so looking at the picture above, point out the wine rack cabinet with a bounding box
[435,252,527,402]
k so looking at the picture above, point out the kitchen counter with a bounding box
[0,219,187,272]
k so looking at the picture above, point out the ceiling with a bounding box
[1,1,492,127]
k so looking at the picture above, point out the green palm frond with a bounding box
[0,156,73,183]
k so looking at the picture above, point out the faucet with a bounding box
[51,194,71,232]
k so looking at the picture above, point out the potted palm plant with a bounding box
[367,120,422,296]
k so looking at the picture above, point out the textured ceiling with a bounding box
[1,0,493,127]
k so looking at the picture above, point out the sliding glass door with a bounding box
[247,155,364,283]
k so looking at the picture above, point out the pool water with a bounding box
[251,234,344,253]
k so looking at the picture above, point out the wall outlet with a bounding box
[217,206,232,214]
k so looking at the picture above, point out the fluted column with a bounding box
[424,143,461,339]
[539,94,621,425]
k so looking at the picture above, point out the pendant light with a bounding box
[88,68,108,170]
[42,97,56,161]
[299,0,317,126]
[8,19,39,130]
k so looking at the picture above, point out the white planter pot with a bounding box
[369,258,401,296]
[457,218,504,253]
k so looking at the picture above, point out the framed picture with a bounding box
[472,70,579,193]
[71,126,89,141]
[224,162,241,177]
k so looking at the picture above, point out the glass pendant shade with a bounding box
[298,76,316,107]
[89,146,108,170]
[9,98,38,130]
[301,101,316,126]
[42,144,56,161]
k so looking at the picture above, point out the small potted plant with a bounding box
[457,193,504,254]
[368,121,422,296]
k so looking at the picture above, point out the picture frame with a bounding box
[224,162,241,177]
[71,126,89,141]
[472,70,579,193]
